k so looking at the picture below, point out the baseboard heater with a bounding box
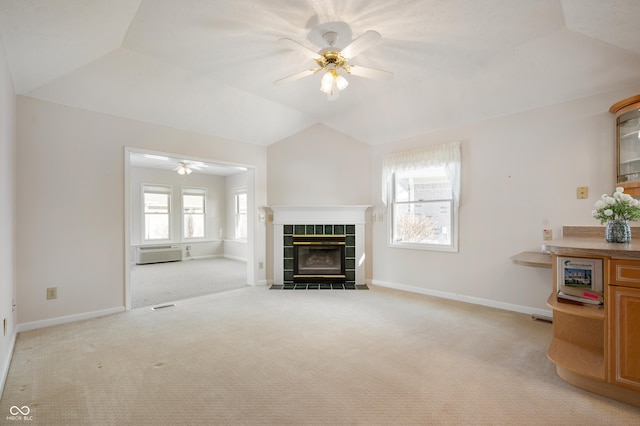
[136,245,182,265]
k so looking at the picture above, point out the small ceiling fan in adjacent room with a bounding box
[274,29,393,100]
[174,161,205,175]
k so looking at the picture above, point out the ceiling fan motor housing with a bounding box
[316,51,347,69]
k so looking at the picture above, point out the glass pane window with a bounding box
[183,192,206,239]
[384,142,460,252]
[392,199,452,245]
[144,190,170,240]
[391,168,454,247]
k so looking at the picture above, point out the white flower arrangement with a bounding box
[592,187,640,224]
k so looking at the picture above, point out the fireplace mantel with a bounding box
[269,205,370,225]
[269,206,370,285]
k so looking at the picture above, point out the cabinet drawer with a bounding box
[610,260,640,288]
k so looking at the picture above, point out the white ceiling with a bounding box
[129,152,248,176]
[1,0,640,146]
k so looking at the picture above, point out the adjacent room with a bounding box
[1,1,640,424]
[127,151,251,308]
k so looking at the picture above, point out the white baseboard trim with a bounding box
[0,330,17,400]
[223,254,247,262]
[16,306,126,333]
[186,254,220,261]
[371,280,553,319]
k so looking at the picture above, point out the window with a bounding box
[183,189,206,239]
[143,185,171,241]
[235,188,247,240]
[383,142,461,252]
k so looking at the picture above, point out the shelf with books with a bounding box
[546,293,604,319]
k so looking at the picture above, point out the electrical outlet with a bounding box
[577,186,589,199]
[258,261,264,269]
[543,229,553,240]
[46,287,57,300]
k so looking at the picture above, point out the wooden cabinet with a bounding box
[611,95,640,197]
[608,260,640,391]
[543,231,640,406]
[546,253,640,406]
[547,254,606,380]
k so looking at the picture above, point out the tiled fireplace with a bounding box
[270,206,369,286]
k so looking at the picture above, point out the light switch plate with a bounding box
[577,186,588,199]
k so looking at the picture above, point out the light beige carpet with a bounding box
[130,257,248,308]
[1,286,639,425]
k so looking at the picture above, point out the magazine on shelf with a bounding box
[557,291,604,307]
[559,286,604,303]
[557,256,604,302]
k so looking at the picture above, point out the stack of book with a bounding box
[557,287,603,307]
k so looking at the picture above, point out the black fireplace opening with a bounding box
[293,235,346,283]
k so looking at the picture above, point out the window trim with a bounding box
[383,142,461,252]
[235,187,248,240]
[142,184,172,242]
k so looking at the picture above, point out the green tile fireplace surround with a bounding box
[269,205,369,287]
[283,224,357,285]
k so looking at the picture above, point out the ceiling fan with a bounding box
[173,161,205,175]
[274,30,393,100]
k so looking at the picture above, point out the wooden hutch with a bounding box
[543,227,640,408]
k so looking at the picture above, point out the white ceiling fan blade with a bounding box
[340,30,382,59]
[273,69,319,85]
[346,65,393,81]
[278,38,321,60]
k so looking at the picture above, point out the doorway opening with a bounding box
[124,148,257,309]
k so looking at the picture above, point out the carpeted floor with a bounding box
[130,257,248,308]
[1,285,639,425]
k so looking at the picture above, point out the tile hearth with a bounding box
[269,283,369,290]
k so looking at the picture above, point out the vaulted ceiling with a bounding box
[1,0,639,146]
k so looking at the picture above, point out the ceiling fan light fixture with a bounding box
[276,28,390,99]
[335,73,349,91]
[320,70,335,93]
[177,162,192,175]
[320,69,348,95]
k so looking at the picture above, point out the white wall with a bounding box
[266,123,372,281]
[370,88,640,315]
[267,123,371,206]
[16,97,268,325]
[0,36,17,396]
